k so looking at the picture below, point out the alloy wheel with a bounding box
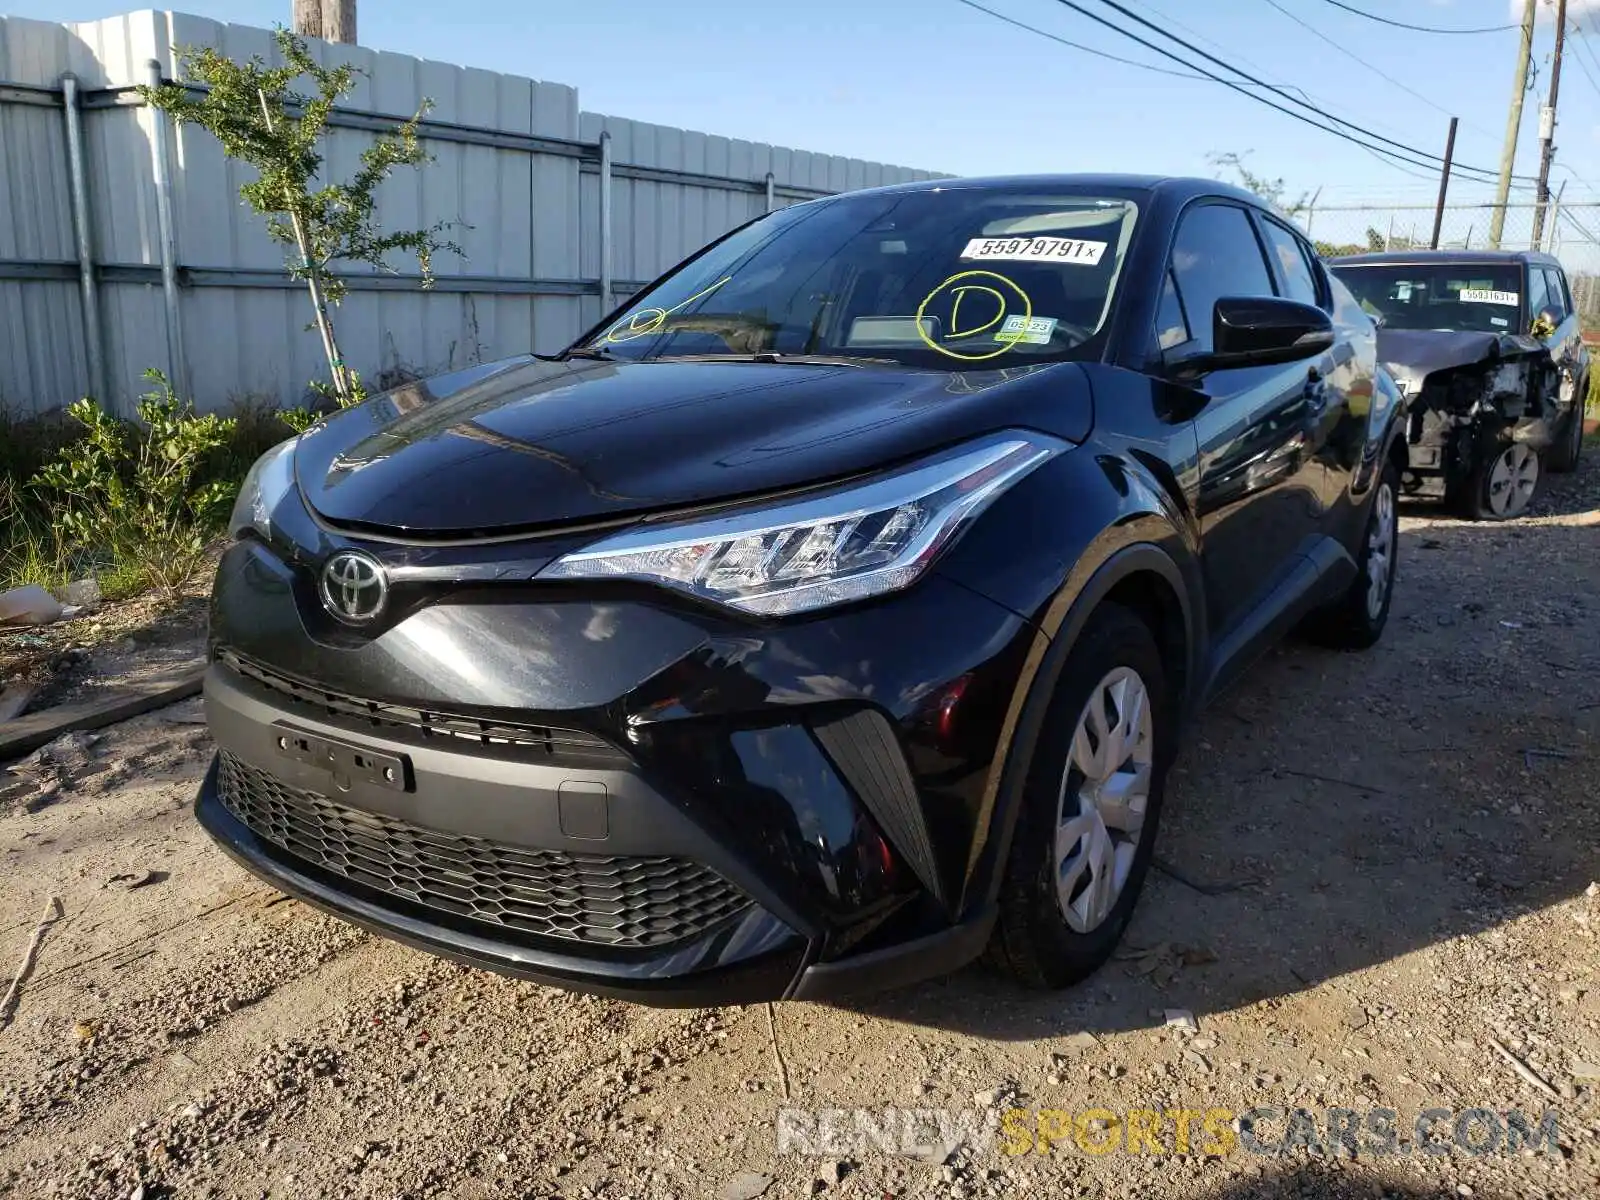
[1054,666,1154,933]
[1486,444,1539,518]
[1365,480,1396,621]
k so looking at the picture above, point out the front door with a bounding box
[1157,201,1327,646]
[1535,264,1586,429]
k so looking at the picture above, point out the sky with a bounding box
[10,0,1600,250]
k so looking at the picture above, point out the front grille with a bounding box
[218,649,626,764]
[216,752,751,949]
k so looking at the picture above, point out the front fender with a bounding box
[935,449,1204,916]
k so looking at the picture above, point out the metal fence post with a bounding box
[597,130,613,313]
[60,73,108,405]
[764,171,775,214]
[1545,183,1565,254]
[145,58,185,396]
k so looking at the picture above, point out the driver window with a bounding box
[1541,267,1569,320]
[1155,269,1190,351]
[1166,204,1276,354]
[1526,267,1551,324]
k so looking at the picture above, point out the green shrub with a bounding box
[32,370,238,596]
[0,475,71,595]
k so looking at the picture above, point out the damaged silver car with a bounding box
[1327,250,1588,519]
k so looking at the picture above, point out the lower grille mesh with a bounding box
[216,752,750,949]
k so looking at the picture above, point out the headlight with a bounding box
[228,438,299,541]
[539,431,1066,616]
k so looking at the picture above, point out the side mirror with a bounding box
[1210,296,1335,368]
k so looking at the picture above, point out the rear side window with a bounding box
[1166,203,1276,354]
[1259,218,1321,307]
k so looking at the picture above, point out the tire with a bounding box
[1457,436,1542,520]
[987,603,1174,989]
[1547,387,1586,474]
[1302,459,1400,651]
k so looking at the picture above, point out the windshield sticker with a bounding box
[995,315,1058,345]
[1490,316,1509,327]
[916,270,1033,362]
[1459,289,1519,306]
[959,236,1107,266]
[604,277,733,343]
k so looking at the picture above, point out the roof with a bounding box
[1327,248,1561,267]
[850,173,1265,208]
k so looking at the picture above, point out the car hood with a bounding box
[1377,328,1546,390]
[294,355,1094,536]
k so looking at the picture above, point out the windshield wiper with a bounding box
[647,352,892,366]
[560,345,615,361]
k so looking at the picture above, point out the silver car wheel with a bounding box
[1486,444,1539,518]
[1055,666,1154,934]
[1365,480,1396,621]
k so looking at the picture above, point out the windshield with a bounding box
[1329,262,1526,334]
[577,187,1142,369]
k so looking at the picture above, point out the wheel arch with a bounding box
[957,540,1201,918]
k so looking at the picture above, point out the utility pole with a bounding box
[1531,0,1567,250]
[1430,117,1458,250]
[324,0,357,44]
[292,0,357,43]
[1490,0,1538,249]
[292,0,322,38]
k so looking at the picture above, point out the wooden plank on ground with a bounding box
[0,667,206,761]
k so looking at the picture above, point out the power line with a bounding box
[1318,0,1516,35]
[952,0,1208,80]
[1060,0,1529,184]
[1258,0,1500,142]
[1566,23,1600,102]
[1136,0,1357,112]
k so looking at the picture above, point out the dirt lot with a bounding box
[2,455,1599,1200]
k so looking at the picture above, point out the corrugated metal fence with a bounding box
[0,11,940,416]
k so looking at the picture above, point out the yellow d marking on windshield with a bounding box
[916,270,1032,362]
[949,285,1007,340]
[605,276,733,344]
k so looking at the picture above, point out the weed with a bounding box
[0,476,71,595]
[32,370,238,597]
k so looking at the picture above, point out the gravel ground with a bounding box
[2,452,1598,1200]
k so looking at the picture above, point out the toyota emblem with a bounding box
[319,551,388,624]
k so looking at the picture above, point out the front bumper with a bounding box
[197,536,1035,1005]
[197,756,993,1004]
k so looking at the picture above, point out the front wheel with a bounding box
[1458,439,1541,520]
[988,603,1173,989]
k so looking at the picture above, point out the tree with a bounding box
[139,28,458,404]
[1206,151,1310,217]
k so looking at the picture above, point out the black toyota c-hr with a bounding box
[201,174,1407,1005]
